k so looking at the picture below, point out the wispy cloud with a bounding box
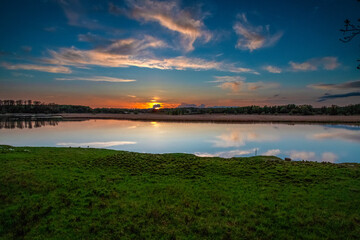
[264,65,281,73]
[57,141,137,148]
[219,81,243,92]
[21,46,32,53]
[317,92,360,102]
[211,76,246,82]
[1,62,71,73]
[44,26,57,32]
[12,72,34,78]
[289,57,339,71]
[99,36,168,55]
[45,47,256,73]
[55,76,136,82]
[308,80,360,90]
[233,13,283,52]
[58,0,109,30]
[247,81,279,90]
[212,76,279,92]
[111,0,211,52]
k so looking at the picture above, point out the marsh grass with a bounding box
[0,145,359,239]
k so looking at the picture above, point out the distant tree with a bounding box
[340,0,360,69]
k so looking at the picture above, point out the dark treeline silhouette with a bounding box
[1,100,360,115]
[164,104,360,116]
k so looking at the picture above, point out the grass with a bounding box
[0,145,359,239]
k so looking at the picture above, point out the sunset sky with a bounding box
[0,0,359,108]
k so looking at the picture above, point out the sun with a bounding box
[151,102,162,110]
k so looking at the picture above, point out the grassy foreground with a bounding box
[0,146,359,239]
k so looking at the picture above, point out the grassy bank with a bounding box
[0,146,359,239]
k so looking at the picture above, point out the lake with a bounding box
[1,118,359,163]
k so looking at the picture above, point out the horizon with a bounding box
[1,0,360,108]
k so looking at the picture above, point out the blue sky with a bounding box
[0,0,359,108]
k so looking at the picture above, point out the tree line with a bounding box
[1,100,360,115]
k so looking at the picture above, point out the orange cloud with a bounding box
[55,76,136,82]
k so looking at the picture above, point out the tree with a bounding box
[340,0,360,69]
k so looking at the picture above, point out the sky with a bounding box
[0,0,359,108]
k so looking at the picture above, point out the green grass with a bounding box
[0,145,359,239]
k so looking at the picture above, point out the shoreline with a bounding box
[1,113,360,123]
[61,113,360,124]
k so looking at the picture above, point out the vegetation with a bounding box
[1,145,359,239]
[1,100,360,116]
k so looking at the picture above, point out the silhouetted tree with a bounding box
[340,0,360,69]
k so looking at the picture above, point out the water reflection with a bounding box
[312,132,360,142]
[0,118,60,129]
[57,141,137,148]
[287,150,338,163]
[0,119,359,163]
[263,149,281,156]
[212,129,278,148]
[195,149,257,158]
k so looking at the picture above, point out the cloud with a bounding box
[46,47,256,73]
[1,62,71,73]
[57,141,137,148]
[78,35,167,55]
[211,76,246,82]
[317,92,360,102]
[289,151,316,161]
[195,149,255,158]
[308,80,360,90]
[264,65,281,73]
[289,57,340,71]
[12,72,34,78]
[111,0,211,52]
[58,0,108,30]
[44,26,57,32]
[177,103,205,108]
[78,32,112,46]
[21,46,32,53]
[55,76,136,82]
[219,81,243,92]
[212,76,279,92]
[247,81,279,90]
[99,36,168,55]
[233,13,283,51]
[263,149,281,156]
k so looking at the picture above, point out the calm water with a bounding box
[1,119,360,163]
